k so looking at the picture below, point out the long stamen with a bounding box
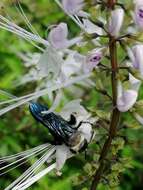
[54,0,85,31]
[5,147,56,190]
[0,74,91,116]
[0,145,50,176]
[13,164,56,190]
[14,148,55,187]
[0,144,50,162]
[0,23,44,51]
[15,0,40,38]
[0,15,49,47]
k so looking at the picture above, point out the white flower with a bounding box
[83,48,104,73]
[60,52,82,79]
[61,0,88,17]
[117,81,138,112]
[48,23,82,49]
[108,8,124,37]
[54,0,90,32]
[18,53,41,67]
[128,45,143,75]
[82,19,103,35]
[60,99,90,121]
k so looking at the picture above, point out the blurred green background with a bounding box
[0,0,143,190]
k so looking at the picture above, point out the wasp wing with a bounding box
[29,103,75,144]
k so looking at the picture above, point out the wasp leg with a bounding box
[75,121,93,130]
[84,149,87,160]
[67,114,77,125]
[46,139,63,146]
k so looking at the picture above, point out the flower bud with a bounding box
[117,81,138,112]
[108,8,124,37]
[128,45,143,76]
[48,23,68,49]
[134,0,143,29]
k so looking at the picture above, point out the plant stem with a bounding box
[90,36,120,190]
[107,0,116,8]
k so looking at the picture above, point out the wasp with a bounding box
[29,102,94,153]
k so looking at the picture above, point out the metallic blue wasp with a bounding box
[29,102,91,153]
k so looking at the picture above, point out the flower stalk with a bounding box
[90,22,120,190]
[107,0,117,9]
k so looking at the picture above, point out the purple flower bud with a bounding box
[108,8,124,37]
[134,0,143,29]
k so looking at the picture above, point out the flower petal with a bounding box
[78,123,93,143]
[55,145,72,172]
[129,73,141,91]
[48,23,68,49]
[82,19,103,35]
[117,82,138,112]
[83,48,103,73]
[60,99,89,121]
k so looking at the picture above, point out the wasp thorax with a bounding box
[68,132,87,153]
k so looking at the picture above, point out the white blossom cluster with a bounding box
[0,0,143,189]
